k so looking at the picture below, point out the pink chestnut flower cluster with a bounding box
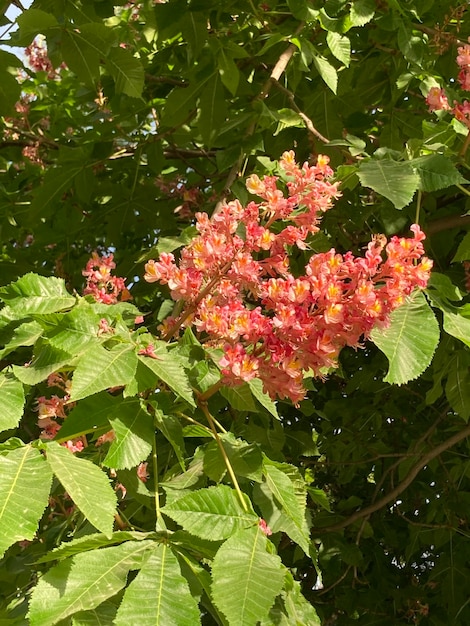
[144,152,432,404]
[426,43,470,127]
[82,251,131,304]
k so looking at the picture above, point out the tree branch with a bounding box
[271,79,329,143]
[313,422,470,534]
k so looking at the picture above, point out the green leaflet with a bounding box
[162,485,258,540]
[103,399,154,470]
[106,47,144,98]
[45,441,117,537]
[370,290,440,385]
[211,526,285,626]
[445,352,470,421]
[0,274,75,315]
[13,340,72,386]
[70,343,138,401]
[0,372,25,433]
[115,544,201,626]
[137,344,195,406]
[358,159,420,209]
[28,541,153,626]
[263,464,310,554]
[0,445,52,559]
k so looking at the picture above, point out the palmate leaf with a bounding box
[45,441,117,537]
[0,372,25,433]
[162,485,258,540]
[370,290,440,385]
[0,274,75,315]
[0,445,52,559]
[103,399,154,470]
[70,343,138,401]
[211,526,285,626]
[114,544,201,626]
[357,159,420,209]
[27,541,153,626]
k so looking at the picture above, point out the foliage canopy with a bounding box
[0,1,470,624]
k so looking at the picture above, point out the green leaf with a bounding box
[72,601,119,626]
[161,80,203,127]
[0,320,43,359]
[313,55,337,94]
[282,572,321,625]
[38,530,154,563]
[154,408,186,471]
[0,274,75,315]
[162,485,258,540]
[27,541,152,626]
[138,345,195,406]
[204,433,263,483]
[287,0,317,21]
[445,352,470,421]
[70,343,138,401]
[443,309,470,347]
[248,378,279,418]
[115,544,201,626]
[12,340,72,386]
[0,67,21,113]
[39,305,101,355]
[198,73,226,147]
[218,51,240,96]
[14,9,58,45]
[371,290,440,385]
[0,373,25,433]
[211,526,285,626]
[452,231,470,262]
[358,159,420,209]
[349,0,375,27]
[326,32,350,67]
[0,445,52,558]
[411,155,467,192]
[264,464,310,553]
[220,383,257,412]
[106,47,144,98]
[31,165,84,218]
[55,392,118,442]
[103,399,154,470]
[45,441,117,537]
[61,23,116,88]
[60,30,100,87]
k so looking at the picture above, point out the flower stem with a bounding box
[198,401,248,512]
[152,433,163,530]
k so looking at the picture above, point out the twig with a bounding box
[271,79,329,143]
[313,422,470,533]
[222,22,305,195]
[198,399,248,512]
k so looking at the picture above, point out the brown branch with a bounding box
[427,214,470,235]
[313,422,470,534]
[221,23,305,195]
[145,73,188,87]
[271,79,329,143]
